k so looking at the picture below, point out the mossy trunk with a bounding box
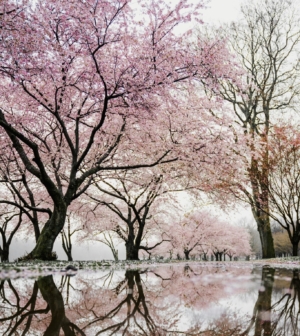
[256,215,275,259]
[249,143,275,259]
[250,177,275,259]
[27,203,67,260]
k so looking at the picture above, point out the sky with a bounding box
[202,0,243,24]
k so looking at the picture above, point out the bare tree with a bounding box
[215,0,300,258]
[266,125,300,256]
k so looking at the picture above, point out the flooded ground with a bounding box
[0,262,299,335]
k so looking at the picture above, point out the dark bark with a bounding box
[0,211,22,262]
[292,241,299,257]
[184,249,190,260]
[126,236,139,260]
[214,252,220,261]
[25,204,67,260]
[37,276,83,336]
[61,247,73,262]
[0,232,9,262]
[0,246,9,262]
[214,252,223,261]
[21,173,41,241]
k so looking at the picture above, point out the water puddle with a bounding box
[0,263,299,335]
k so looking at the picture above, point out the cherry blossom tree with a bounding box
[0,0,232,259]
[82,125,237,261]
[154,209,252,260]
[0,142,55,260]
[83,168,182,260]
[164,210,218,260]
[79,82,239,261]
[219,225,252,261]
[0,146,52,243]
[0,146,51,261]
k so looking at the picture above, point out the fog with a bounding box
[9,238,126,262]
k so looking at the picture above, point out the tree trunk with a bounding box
[292,241,299,257]
[110,247,118,261]
[184,249,190,260]
[32,216,40,243]
[126,238,139,260]
[256,216,275,259]
[62,237,73,261]
[26,204,67,260]
[249,144,275,259]
[251,195,275,259]
[61,222,73,261]
[66,251,73,262]
[0,246,9,262]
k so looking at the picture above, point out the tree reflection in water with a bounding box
[0,264,299,335]
[238,267,300,336]
[38,276,84,335]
